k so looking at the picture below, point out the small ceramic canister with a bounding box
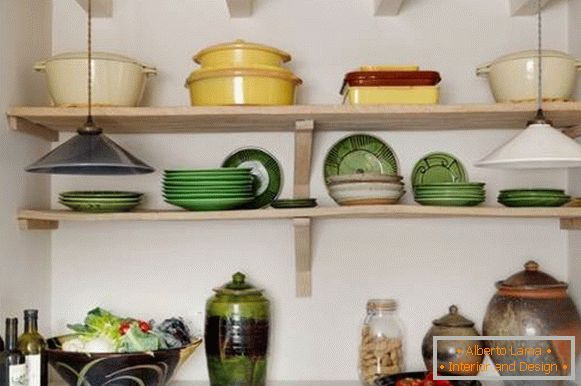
[421,305,484,376]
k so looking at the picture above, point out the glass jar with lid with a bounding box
[359,299,405,386]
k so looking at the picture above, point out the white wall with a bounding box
[49,0,574,381]
[0,0,52,331]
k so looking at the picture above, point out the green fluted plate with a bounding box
[222,148,282,209]
[164,168,251,175]
[163,186,253,193]
[59,200,140,213]
[165,197,253,211]
[163,180,253,187]
[498,197,571,207]
[499,189,564,195]
[415,197,484,207]
[271,199,318,209]
[324,134,399,183]
[411,152,468,187]
[415,192,485,199]
[164,192,254,199]
[59,197,142,203]
[60,191,143,198]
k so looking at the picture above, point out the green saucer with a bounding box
[271,199,318,209]
[60,191,143,198]
[222,147,282,209]
[324,134,399,183]
[411,152,468,187]
[59,200,140,213]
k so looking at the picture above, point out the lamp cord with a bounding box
[87,0,93,125]
[536,0,543,117]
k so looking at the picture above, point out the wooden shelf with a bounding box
[7,103,581,142]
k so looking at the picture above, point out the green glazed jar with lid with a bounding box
[205,272,270,386]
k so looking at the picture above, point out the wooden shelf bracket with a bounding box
[294,218,312,297]
[7,116,59,142]
[19,219,59,231]
[225,0,253,18]
[509,0,557,16]
[561,218,581,230]
[374,0,406,16]
[75,0,113,18]
[294,120,315,199]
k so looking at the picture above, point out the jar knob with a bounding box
[525,261,539,272]
[232,272,246,285]
[449,305,458,315]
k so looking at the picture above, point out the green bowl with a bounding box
[165,197,254,211]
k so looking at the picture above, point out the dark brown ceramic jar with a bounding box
[483,261,581,378]
[421,305,484,375]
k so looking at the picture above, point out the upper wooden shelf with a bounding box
[18,205,581,230]
[7,103,581,142]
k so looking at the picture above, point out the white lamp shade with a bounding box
[475,123,581,169]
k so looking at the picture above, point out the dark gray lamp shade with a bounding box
[26,133,155,175]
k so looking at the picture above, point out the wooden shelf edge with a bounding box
[7,103,581,137]
[18,206,581,224]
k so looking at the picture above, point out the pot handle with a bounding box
[34,60,47,72]
[476,62,492,76]
[142,65,158,77]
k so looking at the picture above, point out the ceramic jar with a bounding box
[483,261,581,380]
[421,305,484,376]
[205,272,270,386]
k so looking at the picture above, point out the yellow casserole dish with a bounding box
[344,86,440,105]
[185,65,302,106]
[194,40,291,68]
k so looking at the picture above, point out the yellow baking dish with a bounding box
[344,86,440,105]
[185,65,302,106]
[193,40,291,68]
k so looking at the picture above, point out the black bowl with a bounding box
[47,335,202,386]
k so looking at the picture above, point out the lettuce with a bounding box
[119,324,166,353]
[67,307,123,348]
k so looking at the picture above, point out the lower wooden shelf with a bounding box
[20,205,581,298]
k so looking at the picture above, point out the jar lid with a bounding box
[44,51,148,66]
[213,272,263,296]
[186,65,302,85]
[367,299,397,312]
[194,39,291,64]
[433,305,474,327]
[496,260,567,290]
[488,49,574,65]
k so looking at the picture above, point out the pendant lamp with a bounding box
[26,0,154,175]
[475,0,581,169]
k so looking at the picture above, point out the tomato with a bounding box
[422,372,452,386]
[138,320,151,332]
[395,378,423,386]
[119,322,131,335]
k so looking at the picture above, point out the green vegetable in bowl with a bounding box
[119,324,167,353]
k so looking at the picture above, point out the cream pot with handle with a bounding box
[34,52,157,107]
[476,50,581,103]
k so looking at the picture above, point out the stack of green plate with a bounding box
[59,191,143,213]
[498,189,571,207]
[271,198,318,209]
[414,183,486,206]
[163,168,255,211]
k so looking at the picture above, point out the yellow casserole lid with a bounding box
[193,40,292,64]
[186,64,302,85]
[488,49,575,65]
[44,51,147,66]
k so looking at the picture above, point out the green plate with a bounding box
[499,188,564,194]
[163,180,253,187]
[498,197,570,207]
[415,197,484,207]
[163,175,254,183]
[163,186,253,193]
[164,192,254,199]
[60,191,143,198]
[415,192,485,199]
[324,134,399,183]
[164,168,252,174]
[59,197,142,203]
[499,192,567,198]
[271,199,318,209]
[222,148,282,209]
[59,201,140,212]
[411,152,468,187]
[165,197,253,211]
[414,182,485,188]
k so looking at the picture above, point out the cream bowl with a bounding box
[477,50,581,103]
[35,52,157,107]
